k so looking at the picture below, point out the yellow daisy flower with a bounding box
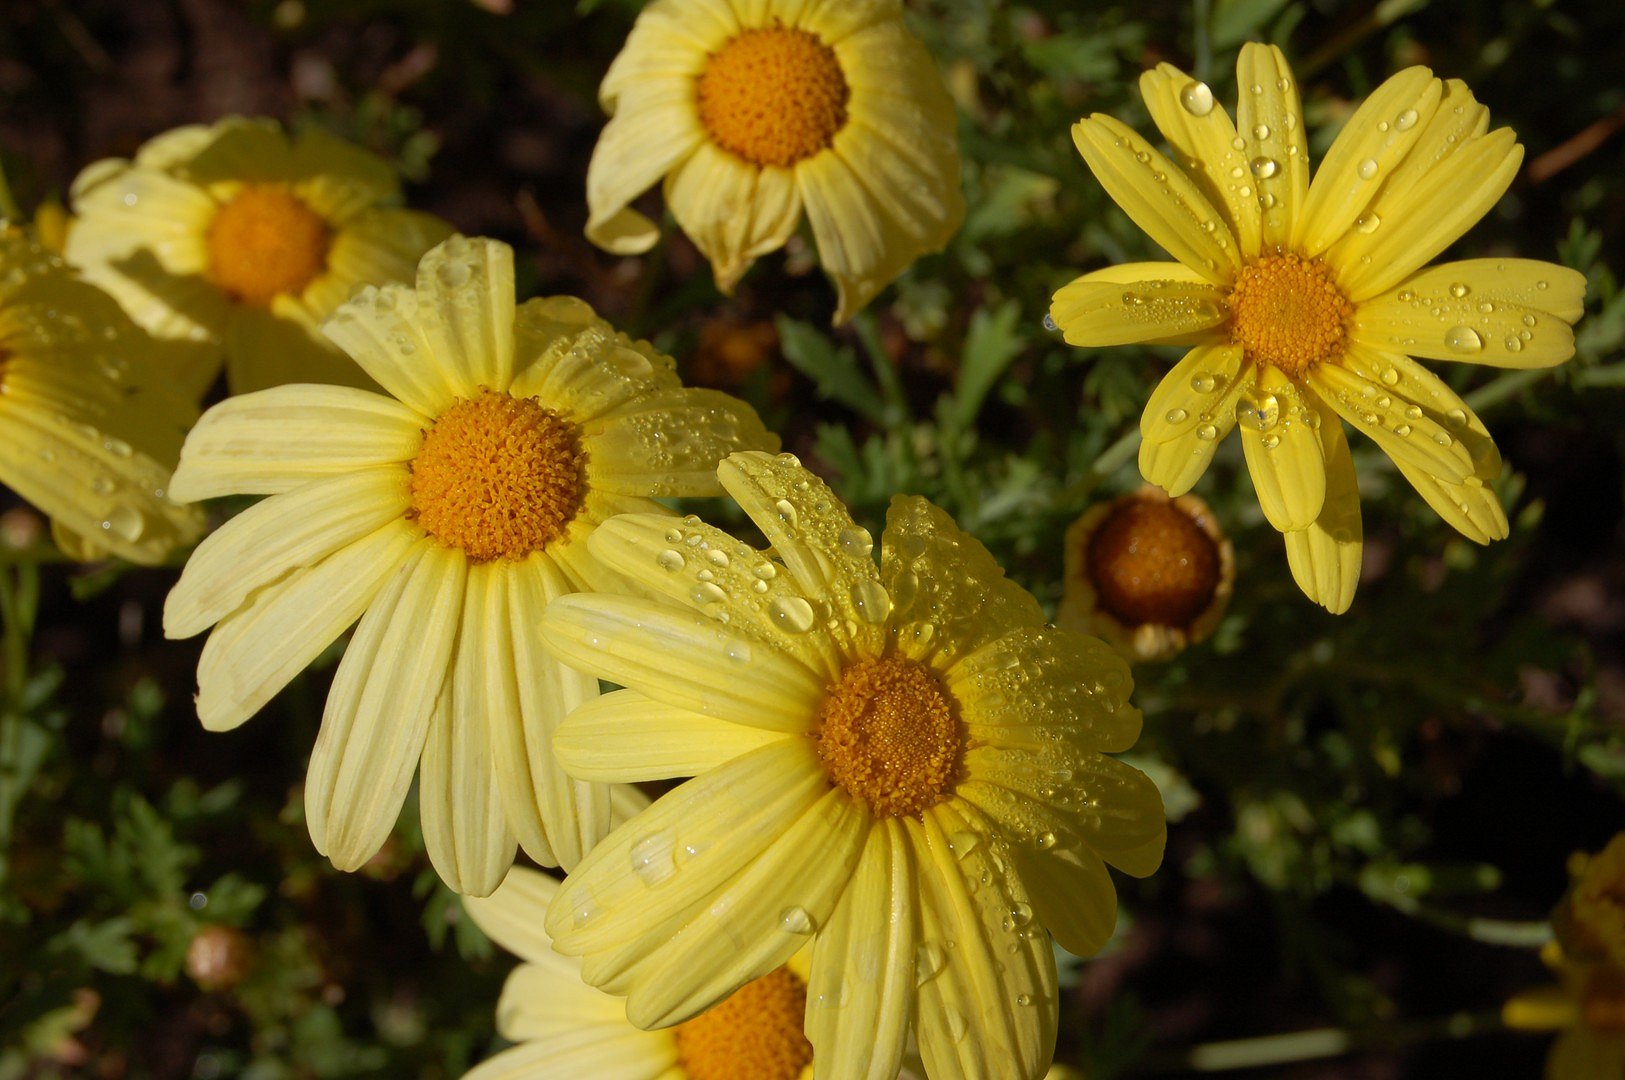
[1048,45,1587,613]
[1059,486,1234,663]
[463,863,816,1080]
[538,450,1165,1079]
[66,117,453,397]
[1504,942,1625,1080]
[1555,833,1625,971]
[162,235,777,895]
[585,0,964,323]
[0,229,203,564]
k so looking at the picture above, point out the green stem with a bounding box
[851,312,909,428]
[1148,1011,1505,1073]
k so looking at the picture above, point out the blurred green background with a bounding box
[0,0,1621,1075]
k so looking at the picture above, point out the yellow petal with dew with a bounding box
[1139,62,1262,259]
[554,688,787,783]
[1234,43,1309,249]
[1239,368,1327,532]
[1282,417,1363,614]
[1309,362,1476,483]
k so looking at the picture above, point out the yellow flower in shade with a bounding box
[0,229,203,564]
[585,0,964,323]
[537,451,1165,1080]
[1048,44,1588,613]
[1504,943,1625,1080]
[463,863,817,1080]
[1060,486,1234,663]
[162,235,777,895]
[66,117,453,397]
[1555,833,1625,971]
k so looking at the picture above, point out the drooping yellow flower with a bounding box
[1049,45,1587,613]
[538,451,1165,1080]
[0,229,203,564]
[1504,942,1625,1080]
[585,0,964,323]
[1060,486,1234,663]
[162,235,777,896]
[1555,833,1625,971]
[66,117,453,397]
[463,862,816,1080]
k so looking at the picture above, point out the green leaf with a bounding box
[774,317,885,424]
[950,300,1027,431]
[53,917,138,975]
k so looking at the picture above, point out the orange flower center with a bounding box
[696,24,849,169]
[673,966,813,1080]
[1227,252,1353,378]
[408,391,584,562]
[205,185,331,305]
[815,656,960,819]
[1088,499,1220,628]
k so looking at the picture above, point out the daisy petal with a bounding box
[1297,67,1442,257]
[666,144,803,292]
[583,388,778,499]
[421,561,519,897]
[795,0,905,44]
[1138,429,1225,498]
[1139,63,1261,258]
[193,521,419,732]
[322,208,454,307]
[165,468,408,638]
[554,688,787,782]
[1070,114,1237,282]
[913,806,1057,1080]
[720,451,889,659]
[542,593,824,731]
[948,626,1142,754]
[806,819,915,1080]
[614,788,866,1029]
[881,495,1045,669]
[1310,363,1476,483]
[1393,460,1509,544]
[510,300,683,420]
[322,281,457,417]
[289,126,398,222]
[506,555,611,871]
[1006,841,1118,959]
[1355,259,1587,369]
[1341,347,1500,480]
[958,745,1166,860]
[1049,270,1226,348]
[1139,344,1250,444]
[305,541,464,872]
[462,866,565,966]
[1235,43,1309,249]
[412,236,516,395]
[1329,127,1523,300]
[462,1032,676,1080]
[584,512,843,679]
[224,306,373,393]
[1240,369,1326,531]
[1283,417,1363,614]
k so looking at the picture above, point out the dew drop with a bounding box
[779,906,815,934]
[656,549,685,571]
[769,596,816,633]
[1189,372,1216,393]
[1195,423,1218,441]
[849,579,892,623]
[1356,158,1379,180]
[1041,313,1058,332]
[1180,80,1215,116]
[1395,108,1419,131]
[837,526,874,557]
[1250,156,1278,178]
[1252,123,1270,140]
[1449,282,1470,299]
[773,499,799,528]
[1237,392,1280,431]
[630,832,676,886]
[1355,212,1381,234]
[1165,407,1189,424]
[1444,325,1483,354]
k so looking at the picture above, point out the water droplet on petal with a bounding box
[1444,325,1483,354]
[1357,158,1379,180]
[1180,80,1215,116]
[657,549,685,571]
[769,596,816,633]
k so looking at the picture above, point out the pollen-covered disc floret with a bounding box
[815,655,961,819]
[673,966,814,1080]
[409,390,585,563]
[1228,252,1354,378]
[205,185,332,306]
[1089,498,1222,627]
[697,24,849,169]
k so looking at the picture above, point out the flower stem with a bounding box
[1148,1010,1505,1073]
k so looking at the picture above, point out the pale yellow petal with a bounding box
[1309,362,1476,483]
[1296,67,1442,257]
[165,468,408,638]
[1138,63,1261,258]
[540,593,825,732]
[586,72,705,256]
[792,0,903,43]
[1234,43,1309,249]
[582,512,843,679]
[305,541,463,872]
[1007,841,1118,959]
[1393,460,1509,545]
[411,235,517,395]
[421,560,519,896]
[947,626,1141,754]
[224,305,375,394]
[321,281,458,417]
[192,521,419,732]
[912,806,1057,1080]
[67,165,216,273]
[505,555,612,871]
[174,117,295,188]
[463,1032,677,1080]
[1340,348,1500,480]
[1282,418,1363,614]
[807,819,915,1080]
[600,0,737,112]
[462,865,565,965]
[288,126,399,223]
[320,208,454,311]
[665,143,803,292]
[169,383,424,501]
[1070,114,1237,282]
[719,451,889,659]
[1049,270,1226,348]
[582,388,778,499]
[1239,369,1326,531]
[1139,428,1222,497]
[509,299,683,421]
[1328,128,1523,300]
[554,688,787,782]
[1354,259,1587,369]
[1139,344,1251,444]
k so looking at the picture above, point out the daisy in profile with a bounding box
[586,0,964,323]
[1049,44,1587,612]
[163,235,776,896]
[67,117,452,397]
[0,229,203,565]
[1060,487,1234,663]
[539,451,1165,1079]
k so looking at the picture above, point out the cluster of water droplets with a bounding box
[1114,280,1225,330]
[1367,273,1549,360]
